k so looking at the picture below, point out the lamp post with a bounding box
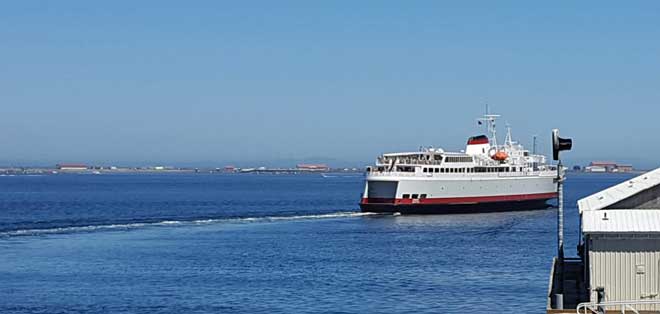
[552,128,572,308]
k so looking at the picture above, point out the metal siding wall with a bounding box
[589,237,660,311]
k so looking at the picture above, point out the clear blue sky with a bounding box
[1,1,659,168]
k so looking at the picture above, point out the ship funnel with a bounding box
[552,129,572,161]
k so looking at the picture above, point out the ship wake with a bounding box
[0,212,380,238]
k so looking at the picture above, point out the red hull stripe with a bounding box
[361,192,557,205]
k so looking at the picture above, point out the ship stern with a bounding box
[360,179,399,212]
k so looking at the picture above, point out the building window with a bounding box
[403,194,410,199]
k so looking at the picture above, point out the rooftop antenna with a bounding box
[477,104,500,148]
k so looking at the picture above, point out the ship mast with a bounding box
[505,123,514,147]
[477,105,500,148]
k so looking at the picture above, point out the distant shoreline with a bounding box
[0,167,365,175]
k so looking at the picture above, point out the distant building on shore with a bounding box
[584,161,633,173]
[296,164,330,172]
[56,164,88,171]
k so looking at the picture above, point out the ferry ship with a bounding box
[360,113,559,214]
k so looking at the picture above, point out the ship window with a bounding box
[420,194,427,199]
[402,194,410,199]
[434,155,442,161]
[412,194,419,199]
[423,168,427,173]
[434,168,439,173]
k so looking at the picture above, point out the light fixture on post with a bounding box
[552,128,572,309]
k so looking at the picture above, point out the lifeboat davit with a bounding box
[491,151,508,161]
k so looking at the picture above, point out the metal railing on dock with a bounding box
[577,300,660,314]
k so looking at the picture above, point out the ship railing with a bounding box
[367,171,417,177]
[367,171,555,178]
[576,299,660,314]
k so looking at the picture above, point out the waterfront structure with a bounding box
[360,112,559,214]
[585,161,634,173]
[547,167,660,313]
[296,164,329,172]
[56,164,88,171]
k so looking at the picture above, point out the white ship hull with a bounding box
[360,172,557,214]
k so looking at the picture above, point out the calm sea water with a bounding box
[0,172,635,314]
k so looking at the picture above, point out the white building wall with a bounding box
[589,236,660,311]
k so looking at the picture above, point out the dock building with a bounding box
[548,168,660,313]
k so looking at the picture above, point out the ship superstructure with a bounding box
[360,113,559,214]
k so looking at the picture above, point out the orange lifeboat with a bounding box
[491,151,508,161]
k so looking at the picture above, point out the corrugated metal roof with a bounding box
[583,210,660,233]
[577,168,660,213]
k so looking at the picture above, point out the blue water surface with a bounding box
[0,172,635,314]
